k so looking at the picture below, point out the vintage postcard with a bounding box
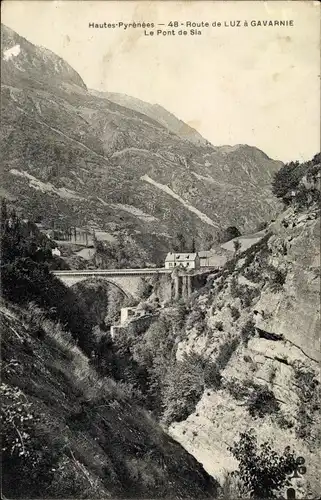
[1,1,320,499]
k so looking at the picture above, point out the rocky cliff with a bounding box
[168,197,320,498]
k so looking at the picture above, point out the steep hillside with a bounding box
[90,90,209,146]
[165,170,320,498]
[1,24,282,265]
[1,299,218,499]
[1,24,86,91]
[0,199,220,498]
[96,156,319,498]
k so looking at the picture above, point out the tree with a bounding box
[1,200,52,264]
[271,161,306,203]
[219,226,241,243]
[172,232,197,253]
[161,354,204,425]
[137,277,153,300]
[1,201,96,355]
[229,429,297,499]
[203,232,214,250]
[233,240,241,254]
[172,232,186,252]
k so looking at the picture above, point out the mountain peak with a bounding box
[1,23,87,91]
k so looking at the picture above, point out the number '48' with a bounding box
[168,21,178,27]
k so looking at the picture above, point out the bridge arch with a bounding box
[69,276,131,298]
[52,268,174,301]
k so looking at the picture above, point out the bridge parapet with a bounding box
[52,268,172,278]
[52,267,213,300]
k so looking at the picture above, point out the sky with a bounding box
[2,0,320,162]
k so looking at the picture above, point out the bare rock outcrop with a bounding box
[169,204,320,499]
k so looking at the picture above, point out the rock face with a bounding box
[255,210,320,359]
[169,202,320,499]
[1,23,282,265]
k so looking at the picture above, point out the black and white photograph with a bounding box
[1,1,320,499]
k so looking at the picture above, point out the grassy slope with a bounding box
[1,300,218,499]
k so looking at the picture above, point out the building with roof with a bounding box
[164,252,200,270]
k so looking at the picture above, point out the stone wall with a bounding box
[111,313,159,339]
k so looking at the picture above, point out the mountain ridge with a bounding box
[1,24,87,91]
[90,89,211,146]
[1,23,282,265]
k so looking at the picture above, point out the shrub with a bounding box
[224,379,252,401]
[293,364,320,440]
[229,429,297,499]
[268,266,287,292]
[247,385,280,418]
[223,257,237,275]
[1,384,37,459]
[241,319,256,346]
[216,336,239,370]
[214,321,224,331]
[269,365,277,384]
[218,472,249,499]
[204,362,222,390]
[166,303,188,331]
[230,306,240,321]
[1,383,63,498]
[242,267,261,283]
[115,381,145,406]
[159,350,225,424]
[276,414,294,430]
[241,286,260,308]
[229,276,239,298]
[229,277,260,307]
[186,306,206,332]
[233,240,241,254]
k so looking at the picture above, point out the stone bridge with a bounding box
[53,268,172,299]
[52,267,213,300]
